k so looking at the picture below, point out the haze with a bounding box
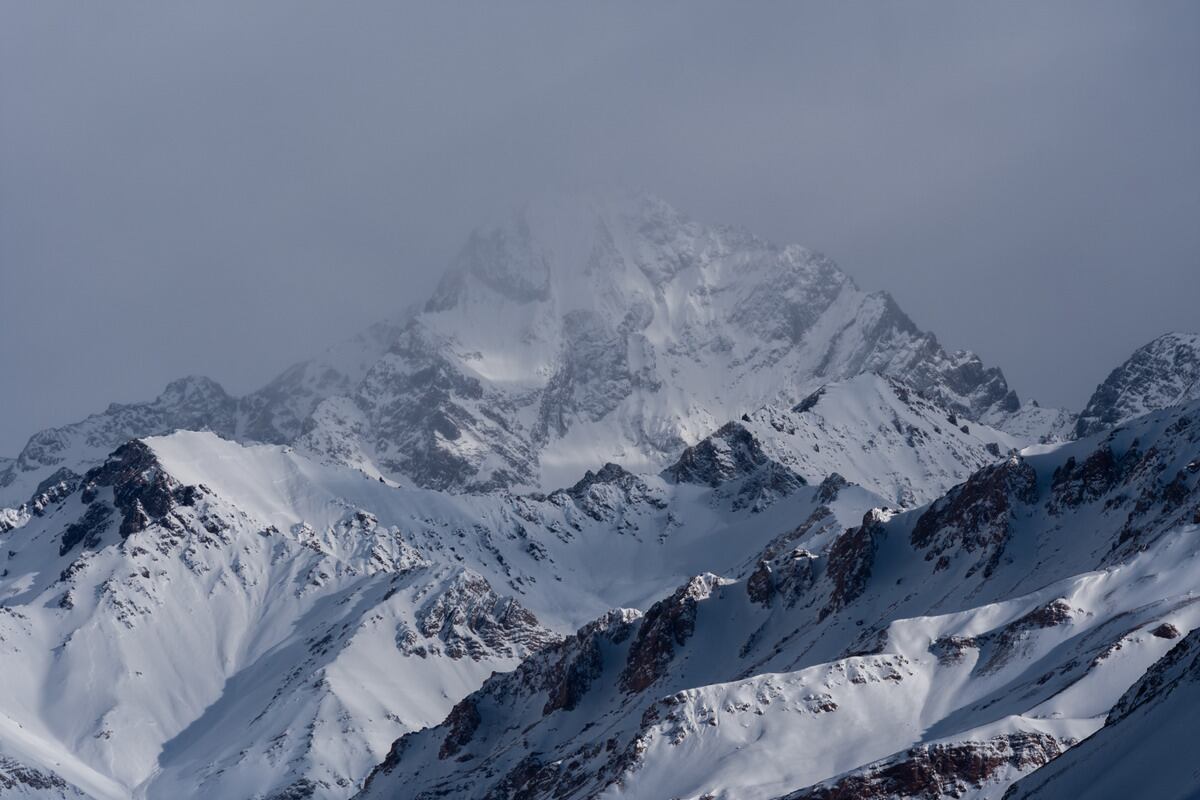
[2,1,1198,454]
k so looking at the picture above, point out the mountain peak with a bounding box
[4,193,1036,500]
[301,193,1031,491]
[1075,331,1200,438]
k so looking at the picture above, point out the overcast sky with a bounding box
[2,2,1198,454]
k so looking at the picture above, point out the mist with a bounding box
[2,1,1197,453]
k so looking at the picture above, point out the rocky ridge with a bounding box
[1074,331,1200,438]
[355,399,1200,800]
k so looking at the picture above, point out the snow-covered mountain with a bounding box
[0,368,1039,800]
[2,194,1198,800]
[0,314,412,509]
[1074,331,1200,439]
[710,373,1019,508]
[0,419,891,799]
[0,376,239,509]
[357,400,1200,800]
[293,192,1045,492]
[4,193,1057,504]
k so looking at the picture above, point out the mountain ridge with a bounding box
[3,193,1058,504]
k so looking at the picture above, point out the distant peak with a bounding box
[157,375,231,404]
[1075,330,1200,438]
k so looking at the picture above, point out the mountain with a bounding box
[3,194,1198,800]
[0,376,239,508]
[1074,331,1200,438]
[238,311,416,446]
[4,193,1052,502]
[0,313,413,508]
[292,191,1044,491]
[356,400,1200,800]
[715,373,1019,508]
[0,421,889,799]
[0,367,1034,800]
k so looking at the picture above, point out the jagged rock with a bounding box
[823,508,893,618]
[1150,622,1181,639]
[59,502,114,556]
[620,574,723,693]
[747,548,818,608]
[666,422,778,487]
[911,456,1038,578]
[782,732,1067,800]
[1075,332,1200,438]
[58,440,202,556]
[0,755,81,796]
[437,698,481,760]
[665,422,806,511]
[413,571,560,661]
[817,472,848,504]
[550,462,665,521]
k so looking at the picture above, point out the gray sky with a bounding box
[2,1,1198,454]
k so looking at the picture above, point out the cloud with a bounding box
[1,1,1197,452]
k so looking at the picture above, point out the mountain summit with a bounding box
[1075,331,1200,438]
[295,191,1030,491]
[5,192,1043,501]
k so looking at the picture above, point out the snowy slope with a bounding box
[0,423,886,800]
[357,400,1200,800]
[1074,331,1200,438]
[1005,627,1200,800]
[705,373,1020,507]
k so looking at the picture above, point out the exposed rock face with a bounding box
[412,571,561,660]
[747,547,818,609]
[437,698,481,760]
[666,421,807,511]
[549,462,666,522]
[823,508,893,618]
[59,440,201,556]
[1047,446,1131,513]
[782,732,1067,800]
[667,423,780,487]
[1075,332,1200,438]
[0,755,82,797]
[620,574,723,693]
[911,456,1038,578]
